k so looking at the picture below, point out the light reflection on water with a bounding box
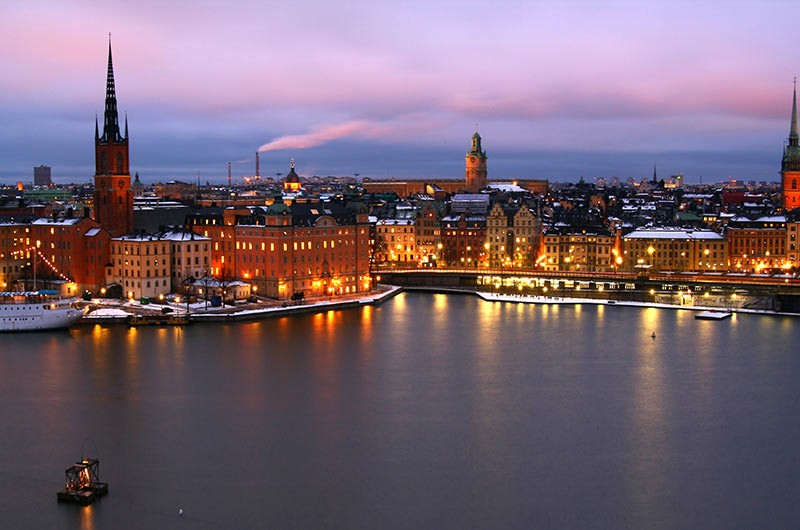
[2,293,800,529]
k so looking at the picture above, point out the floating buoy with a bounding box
[651,332,656,339]
[179,508,183,517]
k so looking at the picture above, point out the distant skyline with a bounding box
[1,0,799,185]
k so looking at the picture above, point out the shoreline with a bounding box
[77,283,800,327]
[402,286,800,318]
[79,285,403,326]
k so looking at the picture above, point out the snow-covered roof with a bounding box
[625,228,723,240]
[32,217,82,226]
[159,230,210,242]
[84,227,102,237]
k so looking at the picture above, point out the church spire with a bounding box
[101,35,122,144]
[790,77,798,146]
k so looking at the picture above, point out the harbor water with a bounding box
[1,292,799,529]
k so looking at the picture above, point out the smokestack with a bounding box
[228,162,232,188]
[256,152,260,178]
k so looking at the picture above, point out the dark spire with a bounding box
[95,114,99,140]
[101,35,123,144]
[783,79,800,171]
[125,112,129,139]
[790,77,798,146]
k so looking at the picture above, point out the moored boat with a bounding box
[0,291,85,331]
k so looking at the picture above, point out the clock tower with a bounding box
[94,37,133,236]
[465,130,487,193]
[782,79,800,212]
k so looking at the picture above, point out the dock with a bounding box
[128,314,191,326]
[695,310,732,320]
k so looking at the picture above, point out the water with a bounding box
[1,293,799,529]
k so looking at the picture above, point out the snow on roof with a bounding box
[32,217,82,226]
[84,227,101,237]
[376,219,414,225]
[487,183,527,193]
[625,228,723,240]
[160,230,210,241]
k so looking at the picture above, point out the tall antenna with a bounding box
[227,162,232,188]
[255,152,260,178]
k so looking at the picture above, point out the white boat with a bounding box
[0,291,85,331]
[695,310,732,320]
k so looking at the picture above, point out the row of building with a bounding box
[2,41,800,302]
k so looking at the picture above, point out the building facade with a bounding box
[541,224,616,272]
[440,214,487,267]
[486,202,541,268]
[374,219,416,265]
[623,228,728,273]
[726,215,787,272]
[109,234,171,299]
[162,229,212,291]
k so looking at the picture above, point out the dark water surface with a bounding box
[1,293,799,529]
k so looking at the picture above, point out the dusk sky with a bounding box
[1,0,798,185]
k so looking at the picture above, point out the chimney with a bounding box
[228,162,232,188]
[256,152,260,178]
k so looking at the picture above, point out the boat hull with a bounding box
[0,296,84,332]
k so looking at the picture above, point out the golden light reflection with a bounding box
[80,505,95,530]
[630,306,667,503]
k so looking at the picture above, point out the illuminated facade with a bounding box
[726,216,786,272]
[374,219,416,264]
[226,201,371,300]
[0,223,30,289]
[486,202,541,268]
[109,234,171,299]
[415,201,441,265]
[161,229,211,291]
[624,228,728,273]
[541,225,616,272]
[440,214,486,267]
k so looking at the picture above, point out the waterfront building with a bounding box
[787,209,800,270]
[93,38,133,237]
[230,201,371,299]
[0,223,30,289]
[29,216,109,293]
[726,215,787,272]
[374,219,416,265]
[623,228,728,273]
[440,214,486,267]
[161,228,211,291]
[416,201,442,266]
[465,131,487,193]
[782,80,800,211]
[109,234,171,300]
[486,202,541,268]
[187,207,247,279]
[541,223,616,272]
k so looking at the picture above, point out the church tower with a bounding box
[94,37,133,236]
[782,79,800,211]
[465,130,487,193]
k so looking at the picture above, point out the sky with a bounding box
[1,0,799,185]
